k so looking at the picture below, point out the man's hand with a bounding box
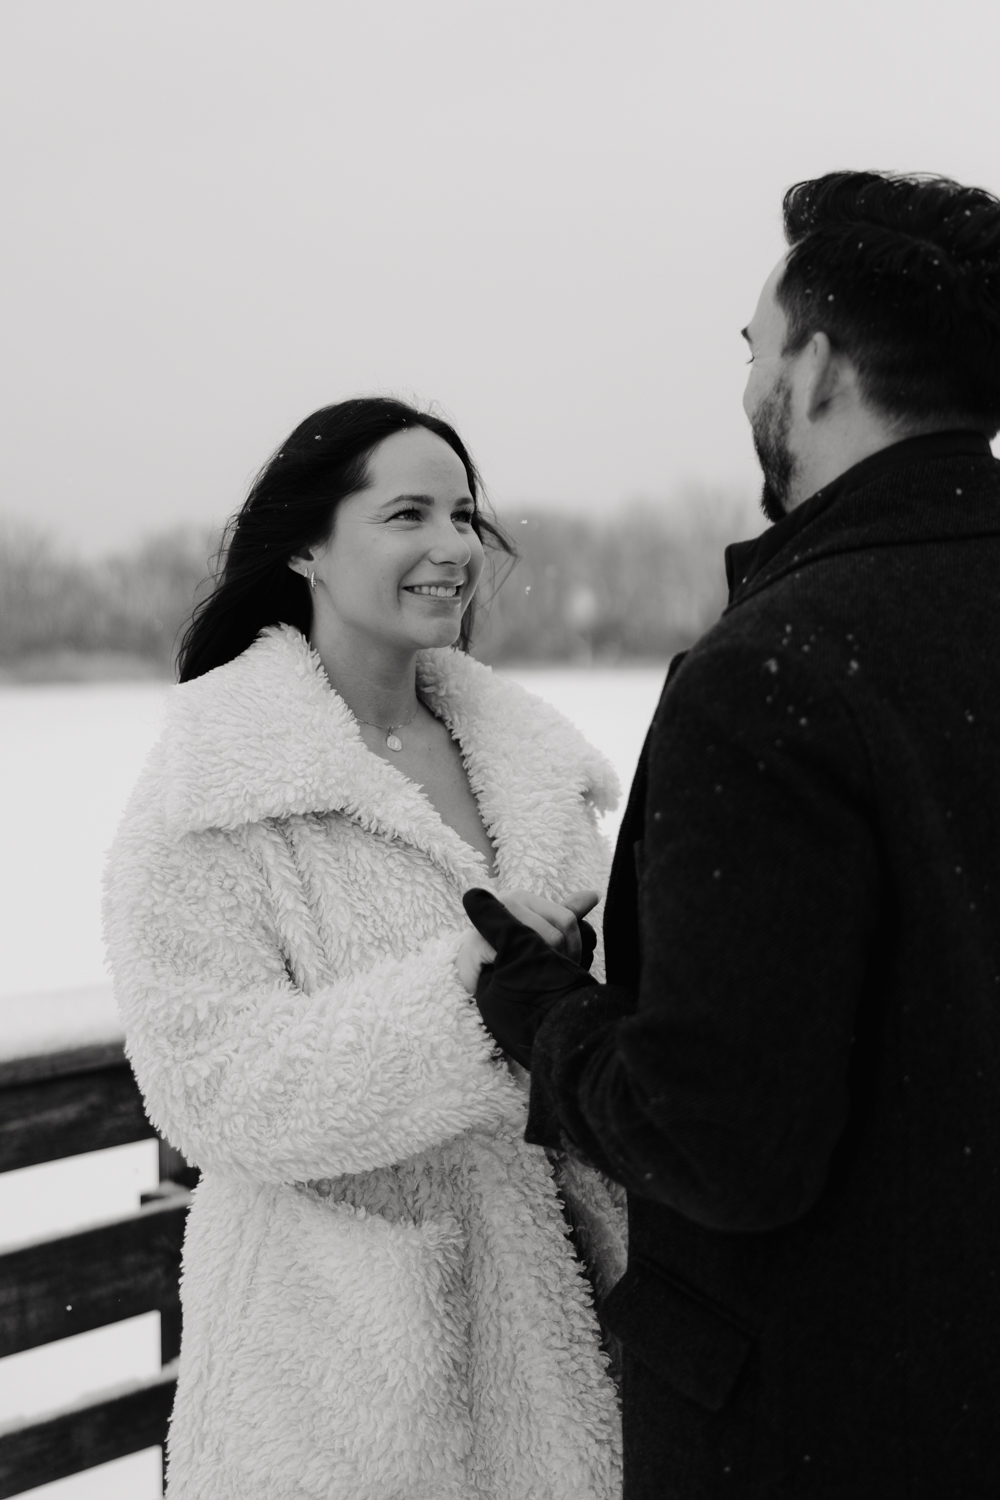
[456,887,598,994]
[460,888,598,1067]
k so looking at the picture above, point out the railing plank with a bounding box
[0,1363,177,1498]
[0,1197,189,1357]
[0,1033,193,1493]
[0,1064,155,1174]
[0,1042,128,1091]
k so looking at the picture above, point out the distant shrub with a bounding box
[474,489,761,664]
[0,520,216,674]
[0,488,760,678]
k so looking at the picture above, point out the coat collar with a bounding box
[725,434,1000,610]
[161,625,618,891]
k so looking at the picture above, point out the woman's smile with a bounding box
[403,581,464,601]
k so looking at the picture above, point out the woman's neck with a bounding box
[310,623,420,729]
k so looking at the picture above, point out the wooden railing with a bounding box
[0,1029,196,1497]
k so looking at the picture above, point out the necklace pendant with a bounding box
[386,732,403,753]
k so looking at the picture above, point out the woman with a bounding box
[104,397,626,1499]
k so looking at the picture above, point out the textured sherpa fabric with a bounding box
[103,624,624,1500]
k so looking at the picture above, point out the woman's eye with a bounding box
[387,505,475,524]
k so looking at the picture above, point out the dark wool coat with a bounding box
[527,432,1000,1499]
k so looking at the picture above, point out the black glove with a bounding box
[462,888,596,1068]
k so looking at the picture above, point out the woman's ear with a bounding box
[288,551,320,594]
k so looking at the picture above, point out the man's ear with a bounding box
[802,331,848,421]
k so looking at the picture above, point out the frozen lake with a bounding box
[0,664,666,1497]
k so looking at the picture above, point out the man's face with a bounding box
[743,256,799,523]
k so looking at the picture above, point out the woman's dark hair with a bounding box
[177,397,514,682]
[777,171,1000,434]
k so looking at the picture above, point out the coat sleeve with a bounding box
[527,635,881,1232]
[103,787,519,1183]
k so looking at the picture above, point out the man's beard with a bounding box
[751,374,797,524]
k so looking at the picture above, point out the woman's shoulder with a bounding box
[418,649,621,815]
[142,626,357,837]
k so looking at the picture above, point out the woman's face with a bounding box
[299,426,486,658]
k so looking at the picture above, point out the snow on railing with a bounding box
[0,986,123,1075]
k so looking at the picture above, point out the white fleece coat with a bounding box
[104,624,626,1500]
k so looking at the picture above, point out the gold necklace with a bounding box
[352,699,422,753]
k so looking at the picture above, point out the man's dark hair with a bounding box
[778,171,1000,436]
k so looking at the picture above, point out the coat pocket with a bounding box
[219,1185,473,1497]
[600,1254,755,1412]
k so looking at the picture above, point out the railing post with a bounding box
[145,1138,199,1492]
[157,1140,199,1194]
[148,1141,197,1368]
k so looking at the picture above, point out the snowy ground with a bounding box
[0,664,666,1497]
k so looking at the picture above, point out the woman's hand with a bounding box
[456,887,599,995]
[497,888,600,964]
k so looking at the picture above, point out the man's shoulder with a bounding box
[655,589,870,774]
[669,585,834,692]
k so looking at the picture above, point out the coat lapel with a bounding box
[162,624,618,893]
[417,651,619,893]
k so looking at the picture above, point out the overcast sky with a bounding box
[1,0,998,554]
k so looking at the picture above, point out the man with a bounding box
[462,171,1000,1497]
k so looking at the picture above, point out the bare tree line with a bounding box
[0,490,760,680]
